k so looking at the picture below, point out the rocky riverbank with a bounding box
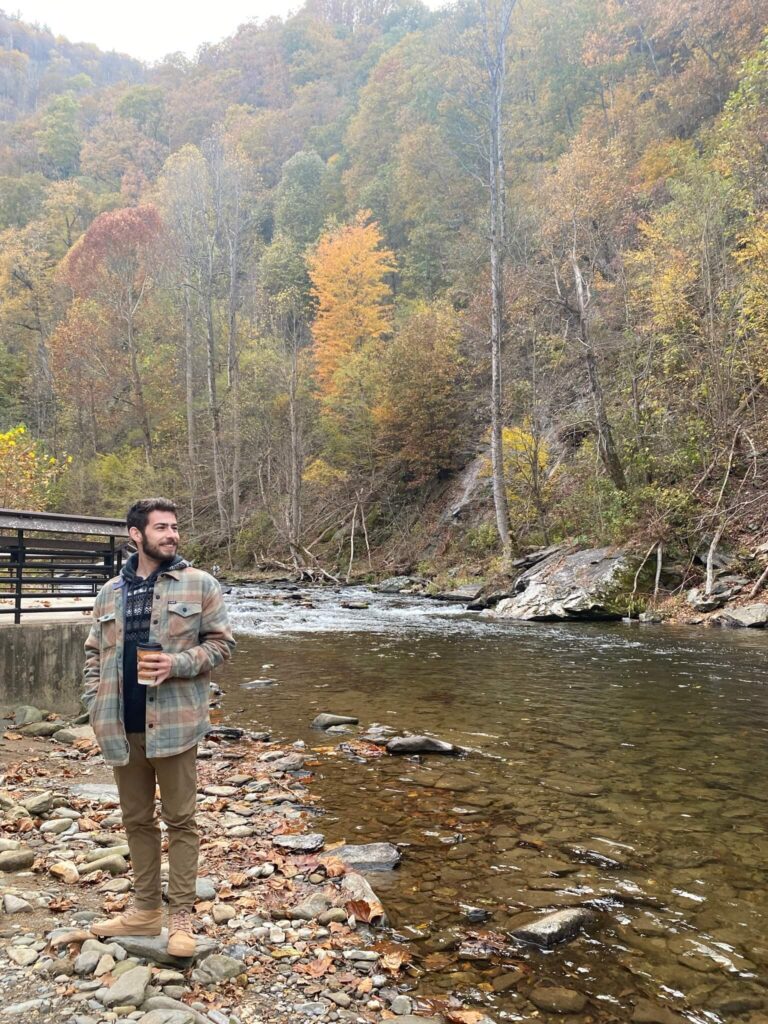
[0,706,485,1024]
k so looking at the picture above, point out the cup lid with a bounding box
[137,642,163,651]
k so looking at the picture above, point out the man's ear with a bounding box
[128,526,143,547]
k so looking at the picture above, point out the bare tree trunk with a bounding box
[572,257,626,491]
[287,327,303,561]
[126,310,153,464]
[482,0,517,561]
[346,501,358,583]
[204,275,227,535]
[183,285,197,530]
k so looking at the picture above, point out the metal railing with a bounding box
[0,509,129,625]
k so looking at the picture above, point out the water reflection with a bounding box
[217,585,768,1023]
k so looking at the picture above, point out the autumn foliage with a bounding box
[307,212,395,393]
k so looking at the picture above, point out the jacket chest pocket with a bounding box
[168,601,202,640]
[98,611,117,648]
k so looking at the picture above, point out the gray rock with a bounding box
[390,995,414,1014]
[139,1011,197,1024]
[510,907,597,948]
[711,603,768,628]
[142,996,211,1024]
[196,878,217,901]
[432,584,483,603]
[290,892,333,921]
[383,1018,443,1024]
[19,721,65,737]
[0,848,35,872]
[80,854,129,876]
[324,842,401,871]
[67,783,120,802]
[376,576,427,594]
[386,736,460,756]
[110,931,217,966]
[686,587,727,613]
[55,724,97,745]
[324,990,353,1008]
[311,714,359,730]
[20,791,54,815]
[74,950,102,975]
[529,986,587,1013]
[490,546,642,621]
[41,818,75,835]
[0,838,21,852]
[85,844,130,861]
[14,705,44,726]
[339,871,387,925]
[7,945,38,965]
[101,964,151,1007]
[3,894,32,913]
[0,1000,52,1017]
[273,833,325,852]
[191,953,243,984]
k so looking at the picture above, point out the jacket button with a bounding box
[152,618,158,624]
[148,723,155,729]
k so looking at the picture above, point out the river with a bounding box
[215,584,768,1023]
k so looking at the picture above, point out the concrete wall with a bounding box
[0,621,89,714]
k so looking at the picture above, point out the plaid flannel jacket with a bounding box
[82,563,235,766]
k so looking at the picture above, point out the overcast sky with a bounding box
[11,1,443,64]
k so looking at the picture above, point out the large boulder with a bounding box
[710,603,768,628]
[487,546,643,621]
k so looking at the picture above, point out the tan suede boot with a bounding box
[167,909,196,958]
[90,907,162,938]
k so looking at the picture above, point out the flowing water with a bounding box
[216,585,768,1023]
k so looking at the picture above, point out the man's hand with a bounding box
[139,652,174,686]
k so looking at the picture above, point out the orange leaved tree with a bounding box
[307,211,395,395]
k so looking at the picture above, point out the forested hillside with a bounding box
[1,0,767,576]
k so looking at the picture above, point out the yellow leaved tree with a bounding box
[0,426,64,508]
[307,211,395,395]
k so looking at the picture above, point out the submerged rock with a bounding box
[322,842,401,871]
[311,713,359,730]
[386,735,461,756]
[529,986,587,1013]
[510,907,598,948]
[488,546,643,621]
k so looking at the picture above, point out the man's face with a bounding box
[131,510,180,562]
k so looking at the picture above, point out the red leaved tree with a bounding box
[63,205,164,461]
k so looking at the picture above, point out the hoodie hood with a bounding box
[121,551,188,584]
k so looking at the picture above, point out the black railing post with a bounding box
[14,528,24,625]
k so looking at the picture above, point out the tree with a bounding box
[307,211,395,393]
[375,302,472,484]
[63,205,163,462]
[480,0,518,558]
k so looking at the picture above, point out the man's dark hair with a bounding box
[126,498,177,535]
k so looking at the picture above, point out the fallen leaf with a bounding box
[445,1011,486,1024]
[321,857,347,878]
[345,898,385,924]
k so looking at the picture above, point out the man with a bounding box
[82,497,235,957]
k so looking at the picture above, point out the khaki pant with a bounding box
[114,733,199,912]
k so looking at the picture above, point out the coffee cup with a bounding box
[137,642,163,685]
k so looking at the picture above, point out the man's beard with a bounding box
[141,536,178,562]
